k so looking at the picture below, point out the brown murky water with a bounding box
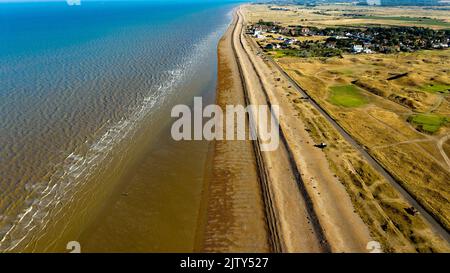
[78,84,216,252]
[0,1,234,252]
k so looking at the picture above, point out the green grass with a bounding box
[329,85,368,107]
[420,83,450,94]
[407,113,449,134]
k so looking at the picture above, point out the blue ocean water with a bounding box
[0,0,236,251]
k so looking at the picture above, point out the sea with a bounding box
[0,0,236,252]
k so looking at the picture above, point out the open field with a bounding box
[242,4,450,251]
[246,4,450,29]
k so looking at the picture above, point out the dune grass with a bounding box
[329,85,368,107]
[407,113,449,134]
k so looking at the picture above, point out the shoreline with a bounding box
[206,4,450,253]
[202,5,443,253]
[199,10,271,252]
[231,6,371,252]
[201,6,368,253]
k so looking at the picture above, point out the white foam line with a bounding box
[0,27,226,252]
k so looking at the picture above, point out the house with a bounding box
[284,39,295,45]
[433,43,449,49]
[352,44,364,53]
[252,28,266,38]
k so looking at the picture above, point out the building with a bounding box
[253,29,262,37]
[352,45,364,53]
[301,27,310,35]
[252,29,266,39]
[283,39,296,45]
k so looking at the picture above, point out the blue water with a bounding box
[0,0,236,251]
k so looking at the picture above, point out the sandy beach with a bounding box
[199,12,271,253]
[202,6,375,253]
[200,4,450,253]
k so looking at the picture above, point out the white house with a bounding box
[352,45,364,53]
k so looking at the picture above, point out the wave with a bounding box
[0,27,225,252]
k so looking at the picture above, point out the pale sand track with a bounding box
[438,134,450,170]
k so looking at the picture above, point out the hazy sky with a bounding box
[0,0,242,2]
[0,0,243,2]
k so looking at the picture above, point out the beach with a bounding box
[199,12,271,252]
[201,7,372,253]
[2,1,449,253]
[201,5,450,252]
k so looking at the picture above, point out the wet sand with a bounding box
[199,12,271,252]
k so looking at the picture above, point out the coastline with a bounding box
[201,6,376,253]
[200,6,343,253]
[201,6,368,253]
[199,10,271,252]
[215,4,450,253]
